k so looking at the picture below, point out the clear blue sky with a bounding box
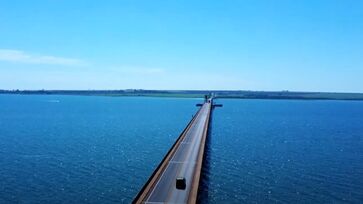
[0,0,362,92]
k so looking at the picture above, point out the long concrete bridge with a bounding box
[133,98,219,203]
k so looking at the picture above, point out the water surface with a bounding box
[199,99,363,203]
[0,94,198,203]
[1,95,362,203]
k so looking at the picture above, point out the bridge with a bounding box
[133,97,220,204]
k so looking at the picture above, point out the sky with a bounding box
[0,0,362,92]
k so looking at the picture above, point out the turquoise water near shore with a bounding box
[1,95,362,203]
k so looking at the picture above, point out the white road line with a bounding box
[146,105,205,201]
[169,161,197,164]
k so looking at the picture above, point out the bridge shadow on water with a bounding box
[197,111,214,203]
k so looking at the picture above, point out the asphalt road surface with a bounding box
[144,103,211,203]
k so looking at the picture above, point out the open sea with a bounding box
[0,94,362,203]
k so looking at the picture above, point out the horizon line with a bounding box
[1,89,363,95]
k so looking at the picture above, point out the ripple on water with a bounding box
[200,99,363,203]
[0,95,199,203]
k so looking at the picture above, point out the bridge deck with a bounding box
[134,102,212,204]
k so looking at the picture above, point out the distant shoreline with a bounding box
[1,90,363,101]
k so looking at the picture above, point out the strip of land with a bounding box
[1,89,363,100]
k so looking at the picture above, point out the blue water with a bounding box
[0,94,198,203]
[1,95,363,203]
[200,99,363,203]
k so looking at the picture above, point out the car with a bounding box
[176,177,186,190]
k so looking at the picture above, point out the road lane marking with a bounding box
[146,105,206,202]
[169,161,197,164]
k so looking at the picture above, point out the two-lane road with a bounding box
[135,102,211,203]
